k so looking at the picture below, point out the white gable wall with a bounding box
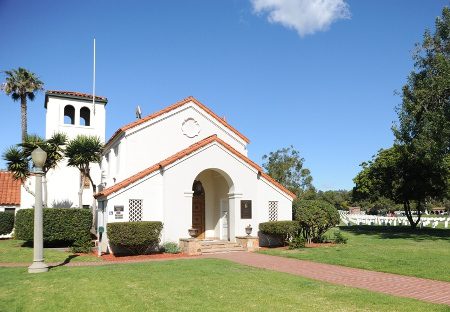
[99,142,292,246]
[162,143,292,242]
[102,102,248,187]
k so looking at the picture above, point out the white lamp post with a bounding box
[28,147,49,273]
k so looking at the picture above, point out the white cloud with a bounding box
[250,0,350,37]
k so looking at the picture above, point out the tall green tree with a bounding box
[393,7,450,225]
[262,145,314,197]
[353,7,450,228]
[3,133,67,207]
[1,68,44,143]
[352,146,449,227]
[65,135,103,221]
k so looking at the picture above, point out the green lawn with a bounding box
[1,259,448,312]
[259,226,450,282]
[0,239,102,263]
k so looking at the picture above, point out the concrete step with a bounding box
[200,242,241,248]
[201,247,246,254]
[198,240,246,254]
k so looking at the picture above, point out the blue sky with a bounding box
[0,0,447,191]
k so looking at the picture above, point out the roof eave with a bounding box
[95,135,295,200]
[104,96,249,147]
[45,92,108,108]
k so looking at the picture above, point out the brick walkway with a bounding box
[205,252,450,306]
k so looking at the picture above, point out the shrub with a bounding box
[333,231,348,244]
[161,241,181,254]
[0,212,15,235]
[288,236,306,249]
[71,234,93,253]
[51,199,73,208]
[295,200,340,243]
[15,208,92,245]
[259,221,300,246]
[107,221,163,255]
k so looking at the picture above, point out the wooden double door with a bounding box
[192,181,205,239]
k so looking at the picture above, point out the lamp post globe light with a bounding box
[28,147,49,273]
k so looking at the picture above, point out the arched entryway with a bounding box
[191,169,233,240]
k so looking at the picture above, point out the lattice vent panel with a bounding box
[129,199,143,222]
[268,201,278,221]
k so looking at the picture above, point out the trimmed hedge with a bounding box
[0,212,15,235]
[259,221,300,247]
[107,221,163,255]
[15,208,92,245]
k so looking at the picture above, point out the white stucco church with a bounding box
[19,91,295,248]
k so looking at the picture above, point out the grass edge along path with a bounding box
[1,259,449,312]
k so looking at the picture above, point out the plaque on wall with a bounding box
[241,200,252,219]
[114,205,124,219]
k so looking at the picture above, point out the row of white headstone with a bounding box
[338,210,449,228]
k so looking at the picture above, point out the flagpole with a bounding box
[93,38,96,115]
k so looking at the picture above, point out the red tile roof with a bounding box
[105,96,250,146]
[0,171,21,206]
[95,135,295,199]
[46,90,107,101]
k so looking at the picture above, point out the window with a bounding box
[80,107,90,126]
[268,201,278,221]
[64,105,75,125]
[114,145,120,175]
[105,152,110,176]
[129,199,143,222]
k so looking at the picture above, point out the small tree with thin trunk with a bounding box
[65,135,103,227]
[1,68,44,143]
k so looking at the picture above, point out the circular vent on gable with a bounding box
[181,118,200,138]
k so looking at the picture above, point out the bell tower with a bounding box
[45,90,107,142]
[43,90,107,209]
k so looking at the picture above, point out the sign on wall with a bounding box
[240,200,252,219]
[114,205,124,219]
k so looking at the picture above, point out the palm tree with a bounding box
[3,133,67,206]
[1,68,44,143]
[65,135,103,225]
[21,133,67,206]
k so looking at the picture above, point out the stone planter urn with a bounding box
[188,227,198,238]
[245,224,253,236]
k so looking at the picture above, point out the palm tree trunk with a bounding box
[20,96,27,143]
[78,173,84,209]
[78,187,84,209]
[87,172,98,234]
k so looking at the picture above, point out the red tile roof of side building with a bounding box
[0,171,21,206]
[105,96,250,147]
[95,135,295,200]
